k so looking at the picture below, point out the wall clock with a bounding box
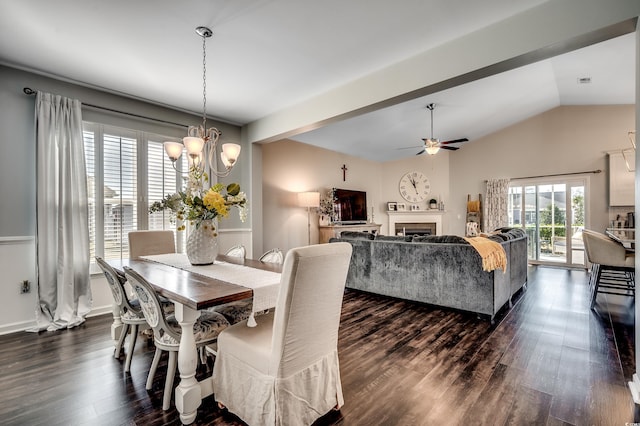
[399,171,430,203]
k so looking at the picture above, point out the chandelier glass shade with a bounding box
[164,26,241,177]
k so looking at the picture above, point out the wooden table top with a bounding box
[108,254,282,311]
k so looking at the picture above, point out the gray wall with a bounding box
[0,65,247,237]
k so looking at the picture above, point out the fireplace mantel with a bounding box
[387,210,444,236]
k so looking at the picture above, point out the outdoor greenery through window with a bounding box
[83,122,186,271]
[508,179,587,267]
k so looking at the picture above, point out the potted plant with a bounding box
[429,198,438,209]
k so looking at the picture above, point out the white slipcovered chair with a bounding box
[582,229,635,309]
[124,266,230,410]
[128,230,176,259]
[212,242,353,425]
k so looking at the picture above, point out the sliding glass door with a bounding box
[508,178,587,268]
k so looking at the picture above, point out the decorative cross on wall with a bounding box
[341,164,347,181]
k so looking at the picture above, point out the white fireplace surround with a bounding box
[388,211,443,236]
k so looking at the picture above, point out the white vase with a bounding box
[186,219,218,265]
[319,215,330,226]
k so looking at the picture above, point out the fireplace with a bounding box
[395,222,436,236]
[388,211,443,236]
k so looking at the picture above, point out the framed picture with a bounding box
[387,202,397,211]
[397,203,407,211]
[410,204,420,211]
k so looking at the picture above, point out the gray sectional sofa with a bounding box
[329,228,528,321]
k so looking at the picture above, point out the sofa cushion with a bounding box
[505,228,526,239]
[412,235,469,244]
[339,231,375,240]
[375,234,413,242]
[487,233,509,242]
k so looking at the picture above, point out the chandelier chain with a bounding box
[201,32,207,131]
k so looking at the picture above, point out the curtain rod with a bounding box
[488,169,602,182]
[23,87,188,129]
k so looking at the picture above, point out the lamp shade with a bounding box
[164,141,184,161]
[221,143,241,166]
[183,136,205,156]
[298,191,320,208]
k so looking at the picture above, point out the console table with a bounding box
[319,223,381,243]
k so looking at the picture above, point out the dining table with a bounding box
[107,253,282,425]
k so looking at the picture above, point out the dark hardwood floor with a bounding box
[0,266,634,425]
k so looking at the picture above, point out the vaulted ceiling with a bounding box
[0,0,636,162]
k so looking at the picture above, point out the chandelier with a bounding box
[163,26,241,178]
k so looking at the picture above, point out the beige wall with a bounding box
[262,105,635,254]
[261,139,451,253]
[450,105,635,235]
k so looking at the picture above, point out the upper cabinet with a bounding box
[609,151,635,206]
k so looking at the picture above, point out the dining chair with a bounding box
[212,242,353,425]
[259,247,284,264]
[96,257,148,373]
[582,229,635,309]
[225,244,246,259]
[123,266,230,410]
[128,230,176,259]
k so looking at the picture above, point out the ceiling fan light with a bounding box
[425,145,440,155]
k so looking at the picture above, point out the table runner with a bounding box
[141,253,281,318]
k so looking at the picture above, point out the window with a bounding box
[84,122,185,271]
[508,177,587,267]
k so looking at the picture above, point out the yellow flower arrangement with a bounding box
[149,169,247,233]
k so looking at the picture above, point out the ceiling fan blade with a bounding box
[440,146,459,151]
[440,138,469,145]
[397,145,424,150]
[416,149,425,156]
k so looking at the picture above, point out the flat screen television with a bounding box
[333,188,367,224]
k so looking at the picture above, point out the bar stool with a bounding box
[582,229,635,309]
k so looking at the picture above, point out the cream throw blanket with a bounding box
[463,237,507,273]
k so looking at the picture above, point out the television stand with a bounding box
[319,223,382,244]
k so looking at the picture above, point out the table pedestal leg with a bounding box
[174,303,201,424]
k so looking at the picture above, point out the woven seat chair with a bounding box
[124,266,230,410]
[96,257,148,373]
[259,248,284,264]
[582,229,635,309]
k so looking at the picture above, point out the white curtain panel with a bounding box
[485,178,510,233]
[28,92,92,332]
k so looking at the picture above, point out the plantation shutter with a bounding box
[83,121,186,268]
[147,138,186,251]
[103,129,137,260]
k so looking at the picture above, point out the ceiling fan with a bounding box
[415,103,469,155]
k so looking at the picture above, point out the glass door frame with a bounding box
[509,175,590,269]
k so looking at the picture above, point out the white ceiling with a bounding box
[0,0,635,162]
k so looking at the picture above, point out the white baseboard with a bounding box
[0,304,113,336]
